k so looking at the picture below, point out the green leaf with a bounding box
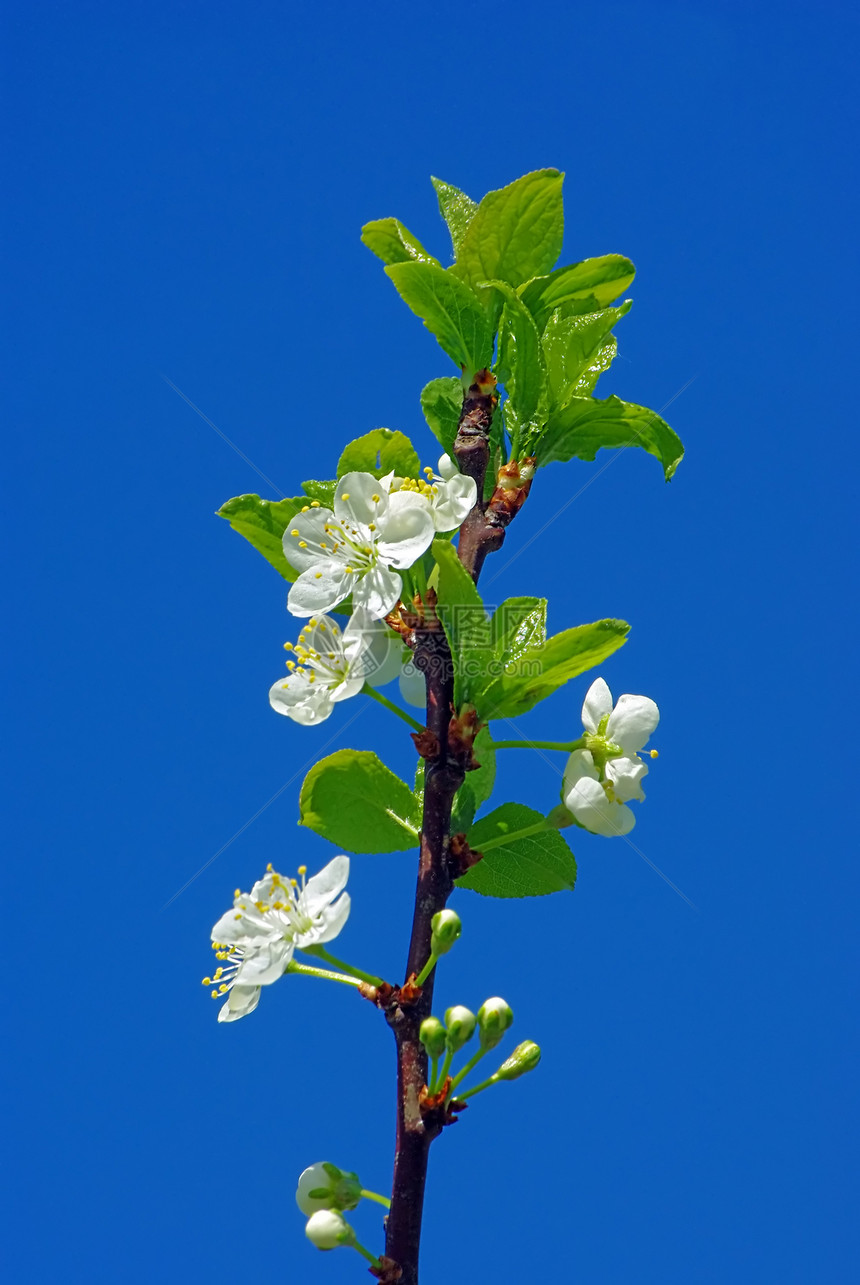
[456,803,577,898]
[453,169,565,294]
[451,727,496,831]
[487,280,548,442]
[431,537,491,705]
[519,254,636,331]
[361,217,439,267]
[420,376,463,459]
[302,479,337,507]
[542,302,631,408]
[385,261,493,375]
[431,176,478,257]
[475,618,630,720]
[337,428,421,480]
[490,597,547,666]
[298,749,421,853]
[217,493,308,582]
[537,395,684,480]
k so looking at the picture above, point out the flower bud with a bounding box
[305,1209,354,1251]
[477,997,514,1050]
[296,1162,361,1215]
[495,1040,541,1081]
[430,908,462,956]
[419,1016,447,1061]
[444,1004,476,1052]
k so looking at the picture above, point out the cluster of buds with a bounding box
[419,996,541,1104]
[296,1162,389,1266]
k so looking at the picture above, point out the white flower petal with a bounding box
[437,453,459,481]
[376,493,436,568]
[562,749,599,796]
[565,776,635,837]
[268,674,336,725]
[431,474,477,530]
[234,938,294,987]
[296,1163,334,1216]
[607,693,660,754]
[211,904,278,947]
[399,661,426,708]
[341,610,401,687]
[352,564,403,618]
[288,566,355,616]
[582,678,613,733]
[281,509,335,572]
[606,755,648,803]
[218,985,261,1023]
[300,891,351,946]
[301,855,350,918]
[334,472,389,528]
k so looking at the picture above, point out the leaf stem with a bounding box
[284,960,363,987]
[478,819,554,853]
[299,945,384,987]
[363,683,424,732]
[490,736,586,751]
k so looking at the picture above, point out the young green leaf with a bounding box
[456,802,577,898]
[542,302,631,409]
[452,169,565,294]
[385,261,493,375]
[451,727,496,831]
[217,493,308,582]
[302,479,337,507]
[519,254,636,331]
[361,217,439,267]
[431,537,492,705]
[490,597,547,666]
[474,618,630,720]
[420,376,463,459]
[487,279,548,443]
[537,395,684,480]
[299,749,421,853]
[431,176,478,257]
[336,428,421,480]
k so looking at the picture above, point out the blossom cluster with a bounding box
[268,458,475,725]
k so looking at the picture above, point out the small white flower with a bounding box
[268,608,399,726]
[391,454,477,531]
[204,856,351,1022]
[562,677,659,837]
[283,472,436,619]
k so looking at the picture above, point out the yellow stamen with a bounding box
[311,501,320,508]
[341,492,350,500]
[649,749,659,759]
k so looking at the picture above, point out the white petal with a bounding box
[217,985,261,1022]
[281,508,336,572]
[334,472,389,528]
[234,938,294,987]
[606,755,648,803]
[288,566,355,616]
[582,678,613,733]
[211,904,278,947]
[437,453,458,480]
[376,492,436,568]
[399,661,426,708]
[562,749,599,796]
[565,776,635,837]
[301,614,346,661]
[352,564,402,617]
[268,674,336,726]
[299,891,351,946]
[296,1163,334,1216]
[431,474,477,530]
[341,609,401,687]
[301,855,350,918]
[606,693,660,754]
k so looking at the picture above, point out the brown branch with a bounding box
[384,383,535,1283]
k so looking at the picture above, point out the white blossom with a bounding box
[268,608,399,726]
[562,677,659,837]
[391,453,477,531]
[283,472,435,619]
[305,1209,353,1251]
[204,856,350,1022]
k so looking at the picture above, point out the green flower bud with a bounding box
[305,1209,354,1251]
[430,908,462,955]
[444,1004,476,1052]
[495,1040,541,1081]
[419,1016,447,1061]
[477,996,514,1050]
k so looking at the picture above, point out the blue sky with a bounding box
[4,2,858,1281]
